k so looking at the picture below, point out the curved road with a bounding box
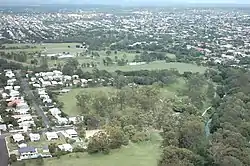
[0,136,8,166]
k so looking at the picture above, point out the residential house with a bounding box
[49,108,61,117]
[68,117,77,124]
[65,129,78,138]
[0,124,7,135]
[15,102,30,114]
[5,71,15,78]
[72,75,79,80]
[9,90,20,97]
[13,133,25,143]
[18,147,40,160]
[58,144,73,152]
[56,116,68,125]
[29,133,40,142]
[45,132,58,141]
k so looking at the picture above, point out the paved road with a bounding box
[0,136,8,166]
[15,70,50,128]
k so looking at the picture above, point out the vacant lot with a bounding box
[24,132,162,166]
[58,87,115,116]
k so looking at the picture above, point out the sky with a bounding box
[0,0,250,5]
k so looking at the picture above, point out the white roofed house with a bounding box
[15,102,30,114]
[49,108,61,117]
[7,79,17,86]
[12,133,25,143]
[65,129,78,138]
[29,133,40,142]
[14,114,35,128]
[0,124,7,135]
[63,75,72,81]
[56,116,68,125]
[5,70,15,78]
[45,132,58,141]
[9,90,20,97]
[42,81,51,87]
[58,144,73,152]
[81,79,88,84]
[72,75,79,80]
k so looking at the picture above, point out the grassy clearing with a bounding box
[92,61,207,74]
[25,132,162,166]
[160,78,186,98]
[58,87,116,116]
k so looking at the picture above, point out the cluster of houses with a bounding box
[28,70,89,88]
[10,128,80,160]
[0,70,36,133]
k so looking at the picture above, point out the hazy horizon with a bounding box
[1,0,250,5]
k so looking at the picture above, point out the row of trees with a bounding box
[0,51,39,63]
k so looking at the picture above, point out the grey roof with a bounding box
[43,145,49,150]
[18,147,36,154]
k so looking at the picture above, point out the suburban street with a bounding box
[15,70,50,128]
[0,136,8,166]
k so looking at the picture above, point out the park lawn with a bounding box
[26,132,162,166]
[58,87,116,116]
[89,61,207,74]
[41,43,83,54]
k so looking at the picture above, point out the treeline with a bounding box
[158,66,250,166]
[133,51,169,63]
[0,45,37,50]
[0,51,39,63]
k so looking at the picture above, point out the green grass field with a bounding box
[58,87,116,116]
[93,61,207,74]
[25,132,162,166]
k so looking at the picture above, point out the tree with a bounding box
[105,126,128,149]
[9,154,17,164]
[158,146,204,166]
[48,143,57,155]
[105,57,113,66]
[123,125,136,139]
[87,131,110,154]
[76,93,92,114]
[106,50,112,56]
